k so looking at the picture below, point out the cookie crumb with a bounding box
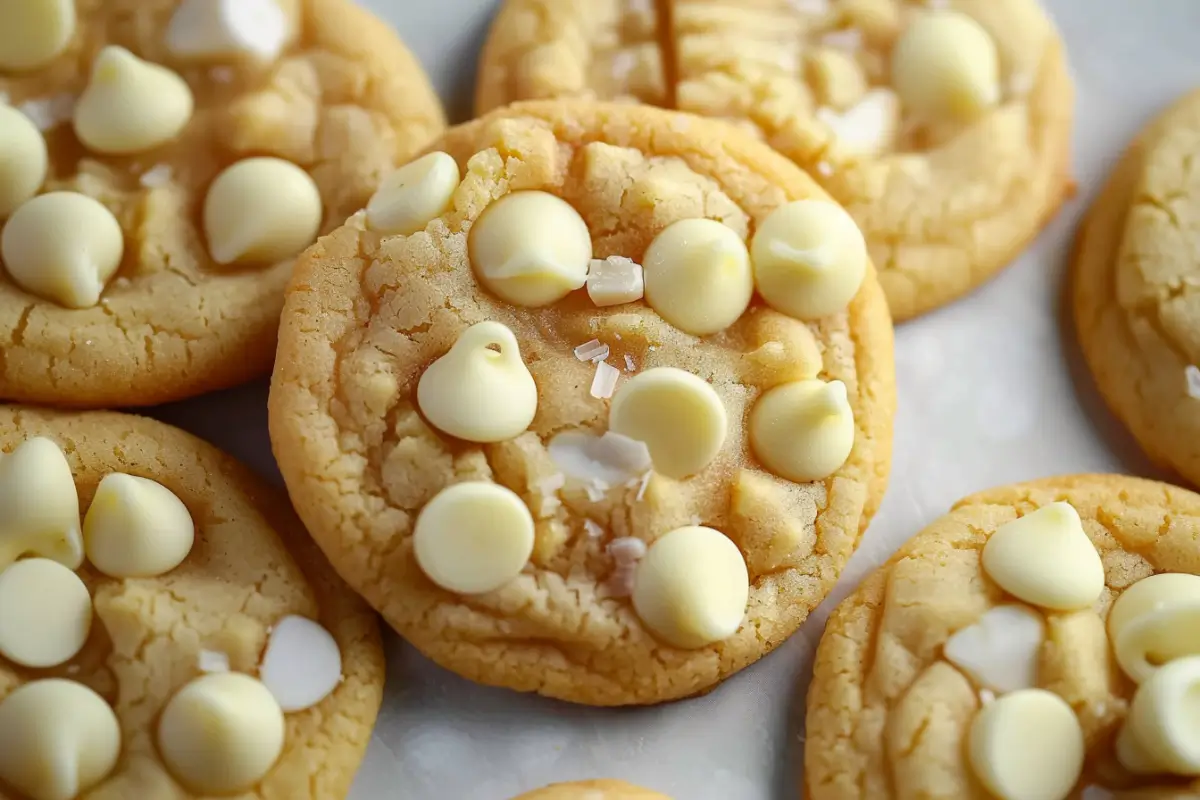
[198,649,230,673]
[591,360,620,399]
[1186,365,1200,399]
[19,93,76,131]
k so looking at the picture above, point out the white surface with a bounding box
[149,1,1200,797]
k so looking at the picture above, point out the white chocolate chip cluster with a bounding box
[0,0,323,310]
[0,435,345,797]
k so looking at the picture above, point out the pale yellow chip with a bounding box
[642,218,753,336]
[0,558,92,668]
[0,437,83,572]
[967,689,1085,800]
[891,9,1001,121]
[203,157,322,267]
[0,0,75,71]
[0,104,48,219]
[83,473,195,578]
[1123,655,1200,776]
[367,151,461,235]
[749,379,855,483]
[73,46,194,155]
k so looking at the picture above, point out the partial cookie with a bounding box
[477,0,1073,321]
[804,474,1200,799]
[0,0,444,407]
[512,780,670,799]
[1074,89,1200,490]
[0,406,384,799]
[270,100,895,705]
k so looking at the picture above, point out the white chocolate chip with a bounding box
[1108,572,1200,683]
[1,191,124,309]
[891,10,1001,121]
[259,615,342,712]
[632,526,749,649]
[165,0,288,62]
[943,604,1045,694]
[198,649,230,673]
[0,437,84,570]
[157,672,285,795]
[0,104,48,219]
[0,558,92,668]
[750,200,868,320]
[749,379,855,483]
[469,191,593,307]
[1122,655,1200,775]
[83,473,195,578]
[366,152,461,235]
[73,47,194,155]
[642,218,753,336]
[413,482,535,595]
[0,0,75,71]
[609,367,727,480]
[981,502,1105,611]
[587,256,645,307]
[203,157,322,266]
[547,430,652,486]
[967,689,1085,800]
[815,88,900,158]
[0,679,120,800]
[591,360,621,399]
[417,321,538,443]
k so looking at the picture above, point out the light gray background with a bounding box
[151,2,1200,797]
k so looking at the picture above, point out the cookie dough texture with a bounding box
[512,780,671,799]
[269,101,895,705]
[1074,89,1200,491]
[0,406,384,799]
[477,0,1074,321]
[0,0,444,408]
[804,474,1200,799]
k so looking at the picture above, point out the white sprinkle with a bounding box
[611,50,638,81]
[536,473,566,494]
[584,478,608,502]
[979,689,996,705]
[608,536,647,563]
[584,519,605,538]
[139,164,174,188]
[198,649,231,673]
[19,93,75,131]
[820,28,862,51]
[574,339,609,362]
[1186,366,1200,400]
[591,360,620,399]
[635,471,651,502]
[210,66,236,83]
[624,354,637,372]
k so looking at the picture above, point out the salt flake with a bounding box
[1186,365,1200,400]
[591,360,620,399]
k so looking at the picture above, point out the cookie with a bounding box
[804,474,1200,799]
[0,406,384,799]
[0,0,444,408]
[1074,89,1200,490]
[476,0,1074,321]
[512,780,670,799]
[269,100,895,705]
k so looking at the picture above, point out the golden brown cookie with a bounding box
[512,780,671,799]
[269,100,895,706]
[1074,89,1200,491]
[804,474,1200,799]
[0,0,444,408]
[0,405,384,798]
[477,0,1074,321]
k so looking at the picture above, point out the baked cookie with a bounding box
[1074,89,1200,491]
[477,0,1073,321]
[269,100,895,705]
[512,780,670,799]
[804,474,1200,800]
[0,406,384,799]
[0,0,444,408]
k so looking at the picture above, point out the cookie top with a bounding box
[269,100,895,705]
[512,780,670,799]
[0,0,444,408]
[0,406,384,799]
[805,474,1200,799]
[1074,90,1200,490]
[476,0,1073,321]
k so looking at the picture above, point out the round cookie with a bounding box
[269,100,895,705]
[0,0,444,408]
[1074,89,1200,491]
[0,406,384,798]
[804,474,1200,800]
[512,780,670,799]
[476,0,1073,321]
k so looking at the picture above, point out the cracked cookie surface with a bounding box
[0,405,384,799]
[477,0,1074,321]
[512,780,670,799]
[1074,89,1200,491]
[804,474,1200,800]
[0,0,444,408]
[268,100,895,706]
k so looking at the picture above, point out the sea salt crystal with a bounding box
[575,339,609,362]
[584,519,605,538]
[635,471,651,502]
[591,360,620,398]
[624,354,636,372]
[140,164,174,188]
[1187,365,1200,399]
